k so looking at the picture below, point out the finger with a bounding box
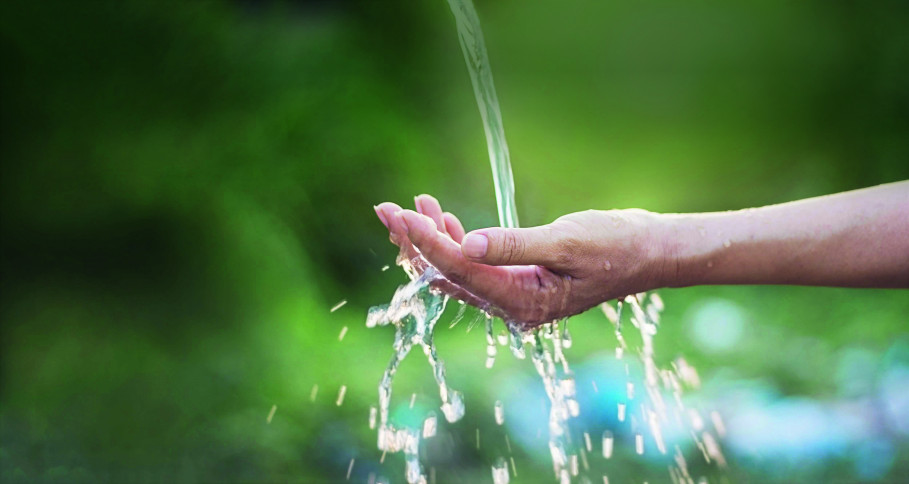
[414,194,447,237]
[374,204,390,229]
[443,212,466,243]
[461,226,568,269]
[376,202,421,260]
[397,210,514,299]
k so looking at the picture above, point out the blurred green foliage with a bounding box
[1,0,907,482]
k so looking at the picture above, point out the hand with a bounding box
[375,195,666,327]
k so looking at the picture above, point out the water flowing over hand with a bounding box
[375,195,665,327]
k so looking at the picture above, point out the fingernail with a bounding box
[374,206,389,228]
[462,233,488,258]
[396,211,409,234]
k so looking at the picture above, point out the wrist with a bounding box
[649,212,685,289]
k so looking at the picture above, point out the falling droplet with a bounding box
[346,458,355,480]
[266,404,277,424]
[601,303,619,324]
[602,431,614,458]
[617,403,626,422]
[723,239,731,248]
[497,330,509,346]
[330,300,347,313]
[494,400,505,425]
[409,393,417,409]
[491,457,510,484]
[636,434,644,455]
[508,327,526,359]
[310,384,318,402]
[711,410,727,437]
[338,326,348,341]
[422,413,437,438]
[441,390,465,422]
[615,347,624,359]
[627,381,635,400]
[583,432,592,452]
[381,264,390,271]
[369,406,377,429]
[336,385,347,406]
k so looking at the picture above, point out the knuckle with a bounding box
[500,231,526,264]
[444,265,472,287]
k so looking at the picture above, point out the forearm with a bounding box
[655,181,909,289]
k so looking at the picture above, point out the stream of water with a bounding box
[365,1,726,482]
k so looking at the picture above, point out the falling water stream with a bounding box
[365,1,726,482]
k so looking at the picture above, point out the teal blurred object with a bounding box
[1,0,907,482]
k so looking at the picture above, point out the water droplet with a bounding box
[497,330,509,346]
[409,393,417,409]
[723,239,731,248]
[330,300,347,313]
[338,326,348,341]
[617,403,626,422]
[422,413,437,438]
[569,454,579,476]
[602,431,614,458]
[369,406,377,429]
[441,390,464,422]
[494,400,505,425]
[336,385,347,406]
[600,303,619,324]
[381,264,390,271]
[266,404,277,424]
[635,433,644,454]
[346,458,355,480]
[615,347,624,359]
[583,432,592,452]
[491,457,510,484]
[626,381,635,400]
[559,469,571,484]
[710,410,726,437]
[508,327,526,359]
[706,261,714,268]
[603,260,612,271]
[310,384,318,402]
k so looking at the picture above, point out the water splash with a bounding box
[601,293,728,480]
[366,266,462,483]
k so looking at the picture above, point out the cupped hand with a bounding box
[375,195,666,327]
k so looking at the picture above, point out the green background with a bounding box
[1,0,907,482]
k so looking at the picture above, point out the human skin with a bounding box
[374,181,909,327]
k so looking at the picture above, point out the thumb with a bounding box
[460,226,563,267]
